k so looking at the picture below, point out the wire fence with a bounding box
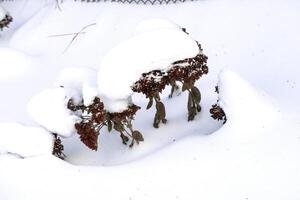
[74,0,196,4]
[1,0,197,5]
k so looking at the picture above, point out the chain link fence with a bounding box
[75,0,196,4]
[1,0,197,5]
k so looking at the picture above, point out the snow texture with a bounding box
[218,70,278,124]
[55,67,98,105]
[0,5,6,21]
[134,18,180,35]
[0,48,32,80]
[28,87,80,137]
[98,22,199,112]
[0,123,53,158]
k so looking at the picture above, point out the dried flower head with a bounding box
[74,121,99,150]
[0,14,13,31]
[52,133,65,160]
[210,104,227,123]
[132,70,169,98]
[67,96,143,150]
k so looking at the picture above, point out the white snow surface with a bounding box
[28,87,80,137]
[0,48,32,80]
[55,67,98,105]
[0,123,53,158]
[0,5,6,20]
[98,26,199,112]
[134,18,180,35]
[1,0,300,199]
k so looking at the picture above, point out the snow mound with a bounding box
[55,67,98,105]
[28,87,80,137]
[0,123,53,158]
[134,18,180,35]
[217,70,278,130]
[98,22,199,112]
[0,48,32,80]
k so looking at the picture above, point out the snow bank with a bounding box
[55,67,98,105]
[28,88,80,137]
[218,70,277,122]
[0,123,53,158]
[98,20,199,112]
[0,48,32,80]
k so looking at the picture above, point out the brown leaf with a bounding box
[132,130,144,142]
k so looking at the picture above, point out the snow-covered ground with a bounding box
[0,0,300,199]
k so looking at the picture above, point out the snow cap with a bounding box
[98,19,199,112]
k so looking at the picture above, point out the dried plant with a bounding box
[167,44,208,121]
[0,13,12,31]
[68,97,143,150]
[210,85,227,124]
[52,133,66,160]
[132,41,208,127]
[132,70,168,128]
[210,104,226,123]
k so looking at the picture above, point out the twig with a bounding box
[48,32,86,37]
[63,23,96,53]
[56,0,62,11]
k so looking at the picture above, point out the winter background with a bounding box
[0,0,300,199]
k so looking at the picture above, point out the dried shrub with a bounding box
[63,28,210,152]
[132,41,208,127]
[52,133,65,160]
[0,14,13,31]
[67,97,143,150]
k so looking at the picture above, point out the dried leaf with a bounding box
[182,82,188,92]
[113,122,124,132]
[153,113,160,128]
[156,101,166,119]
[196,104,202,112]
[188,107,197,121]
[129,140,134,148]
[120,133,129,145]
[187,92,193,111]
[132,130,144,142]
[107,120,112,132]
[191,86,201,104]
[146,97,153,110]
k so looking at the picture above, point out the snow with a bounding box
[1,0,300,199]
[0,5,6,21]
[82,83,98,106]
[0,48,32,80]
[98,25,199,112]
[55,67,98,105]
[28,87,80,137]
[217,70,278,124]
[1,71,300,200]
[134,18,180,35]
[0,123,53,158]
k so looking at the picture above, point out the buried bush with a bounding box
[67,45,209,150]
[46,22,218,154]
